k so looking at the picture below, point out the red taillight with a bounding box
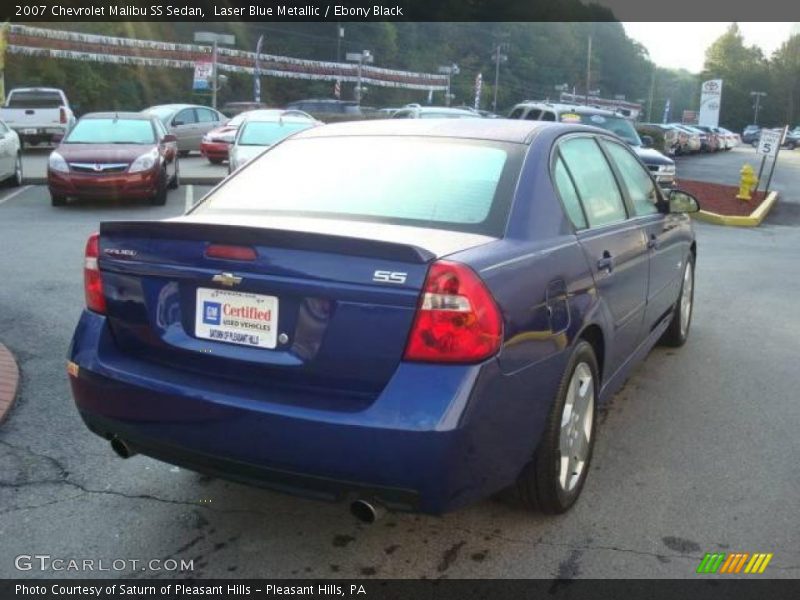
[59,107,67,124]
[205,244,257,261]
[403,260,503,363]
[84,232,106,314]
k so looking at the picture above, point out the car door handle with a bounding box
[647,234,660,250]
[597,252,614,273]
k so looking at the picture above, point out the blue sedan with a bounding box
[68,119,699,519]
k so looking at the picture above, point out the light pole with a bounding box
[751,91,767,125]
[336,26,344,63]
[491,43,508,113]
[254,35,264,104]
[438,64,459,107]
[585,35,592,104]
[194,31,235,110]
[346,50,373,105]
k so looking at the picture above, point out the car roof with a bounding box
[80,112,155,121]
[143,104,199,112]
[241,110,318,123]
[513,102,620,117]
[290,118,594,145]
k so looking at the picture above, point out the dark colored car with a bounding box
[68,119,699,518]
[48,112,179,207]
[509,102,676,187]
[286,99,362,119]
[742,125,761,144]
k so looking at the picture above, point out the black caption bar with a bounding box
[5,0,800,22]
[3,580,800,600]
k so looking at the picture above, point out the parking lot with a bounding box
[0,149,798,579]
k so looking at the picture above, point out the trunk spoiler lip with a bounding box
[99,220,436,264]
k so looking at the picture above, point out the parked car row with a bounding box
[744,125,800,150]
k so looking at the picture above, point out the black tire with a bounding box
[178,150,190,158]
[660,253,695,347]
[168,158,180,189]
[149,173,168,206]
[9,154,22,187]
[516,340,599,514]
[50,193,66,207]
[209,157,224,165]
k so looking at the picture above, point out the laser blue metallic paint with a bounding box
[68,119,696,514]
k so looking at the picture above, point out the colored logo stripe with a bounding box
[697,552,773,574]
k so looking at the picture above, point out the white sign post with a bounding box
[698,79,723,128]
[756,128,782,158]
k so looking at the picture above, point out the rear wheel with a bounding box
[516,340,598,514]
[50,193,66,207]
[660,254,695,347]
[209,157,224,165]
[178,150,190,158]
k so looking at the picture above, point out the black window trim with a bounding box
[597,136,669,219]
[551,132,631,232]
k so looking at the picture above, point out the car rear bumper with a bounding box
[48,169,159,199]
[68,310,564,514]
[200,141,229,160]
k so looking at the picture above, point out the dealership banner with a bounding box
[5,25,448,92]
[698,79,723,128]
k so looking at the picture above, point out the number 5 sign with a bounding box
[757,128,784,158]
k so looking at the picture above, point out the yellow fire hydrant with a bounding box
[736,164,757,201]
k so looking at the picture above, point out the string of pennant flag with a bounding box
[4,24,449,91]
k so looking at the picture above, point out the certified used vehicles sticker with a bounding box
[194,288,278,349]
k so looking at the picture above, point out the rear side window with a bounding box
[553,156,587,229]
[524,109,542,121]
[603,141,660,217]
[7,91,63,108]
[541,112,557,122]
[196,109,216,123]
[196,136,521,236]
[559,137,626,227]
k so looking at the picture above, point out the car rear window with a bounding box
[65,119,155,144]
[237,121,314,146]
[560,113,642,146]
[195,136,521,236]
[7,91,63,109]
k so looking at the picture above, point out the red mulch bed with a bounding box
[678,179,767,217]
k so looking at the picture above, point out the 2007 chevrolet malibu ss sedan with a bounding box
[67,119,699,519]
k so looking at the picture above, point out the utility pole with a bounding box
[751,91,767,125]
[647,68,656,122]
[585,35,592,104]
[491,42,508,113]
[346,50,373,105]
[336,25,344,63]
[438,64,459,107]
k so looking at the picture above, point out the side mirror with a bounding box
[641,135,654,148]
[668,189,700,214]
[172,120,184,127]
[162,134,177,144]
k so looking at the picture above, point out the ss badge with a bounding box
[373,270,407,284]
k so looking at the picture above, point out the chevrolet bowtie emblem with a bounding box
[212,272,242,287]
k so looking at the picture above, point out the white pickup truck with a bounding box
[0,87,76,147]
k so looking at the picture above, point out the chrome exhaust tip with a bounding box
[350,499,386,524]
[110,437,137,459]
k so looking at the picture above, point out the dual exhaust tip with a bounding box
[110,438,385,523]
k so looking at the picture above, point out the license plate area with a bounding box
[22,128,37,135]
[194,287,278,349]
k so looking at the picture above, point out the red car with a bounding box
[200,112,249,164]
[48,112,179,207]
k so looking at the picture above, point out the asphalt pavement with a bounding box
[0,152,798,579]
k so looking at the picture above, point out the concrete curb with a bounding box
[691,191,779,227]
[0,343,20,424]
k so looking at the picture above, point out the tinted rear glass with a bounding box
[195,136,522,236]
[238,121,314,145]
[7,91,63,108]
[560,112,641,145]
[65,119,155,144]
